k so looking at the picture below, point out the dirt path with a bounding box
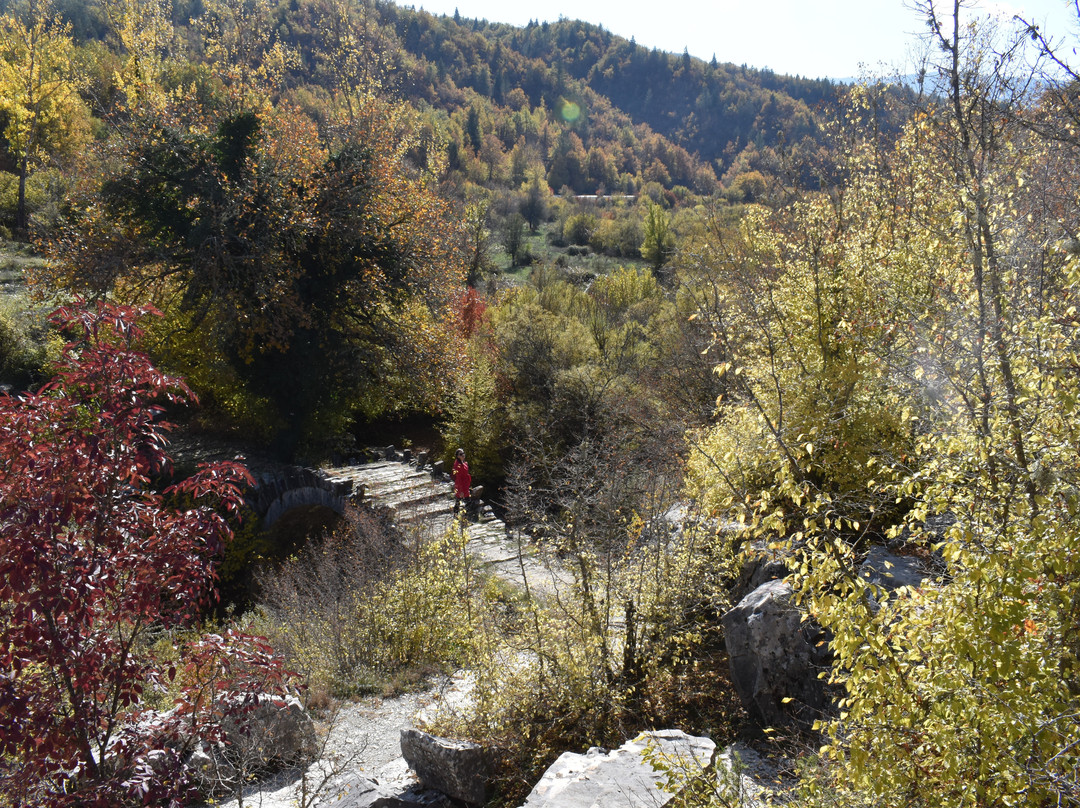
[235,461,569,807]
[233,676,471,807]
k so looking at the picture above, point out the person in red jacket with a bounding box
[452,448,471,515]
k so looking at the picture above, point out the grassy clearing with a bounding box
[491,223,652,287]
[0,240,45,301]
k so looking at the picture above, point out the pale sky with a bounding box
[407,0,1080,80]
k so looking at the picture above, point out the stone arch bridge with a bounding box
[246,451,460,529]
[247,455,570,596]
[248,466,352,528]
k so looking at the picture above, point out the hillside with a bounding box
[0,0,867,210]
[371,2,844,186]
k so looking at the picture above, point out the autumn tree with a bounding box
[0,302,290,806]
[194,0,296,107]
[43,88,468,456]
[461,192,493,286]
[0,0,90,233]
[503,211,526,266]
[790,6,1080,805]
[520,172,550,231]
[99,0,174,106]
[684,5,1080,807]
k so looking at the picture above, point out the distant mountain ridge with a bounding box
[42,0,856,196]
[373,2,845,182]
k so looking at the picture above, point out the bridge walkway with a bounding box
[321,460,572,599]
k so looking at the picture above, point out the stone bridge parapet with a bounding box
[249,467,353,527]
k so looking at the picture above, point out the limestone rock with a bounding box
[326,773,452,808]
[859,546,927,592]
[722,580,827,727]
[219,694,316,767]
[189,694,316,795]
[400,728,492,805]
[519,730,715,808]
[731,542,789,604]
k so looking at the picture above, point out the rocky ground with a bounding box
[233,459,789,808]
[231,679,456,808]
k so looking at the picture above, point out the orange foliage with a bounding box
[41,87,469,451]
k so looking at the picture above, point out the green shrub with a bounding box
[0,299,49,388]
[254,508,490,697]
[563,212,598,246]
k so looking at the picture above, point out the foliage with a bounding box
[255,507,490,698]
[44,88,469,456]
[502,211,527,266]
[0,294,49,387]
[0,301,291,806]
[684,6,1080,807]
[682,90,955,526]
[384,5,832,175]
[441,338,505,480]
[461,193,494,286]
[520,173,550,230]
[0,165,70,232]
[0,0,91,232]
[435,458,741,804]
[640,200,675,273]
[465,263,720,487]
[793,10,1080,806]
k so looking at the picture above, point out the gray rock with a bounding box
[859,546,927,592]
[731,542,789,604]
[219,694,316,768]
[723,580,826,727]
[189,694,317,796]
[520,730,715,808]
[326,774,452,808]
[400,728,492,805]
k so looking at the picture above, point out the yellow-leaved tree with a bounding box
[0,0,90,233]
[795,5,1080,805]
[685,3,1080,806]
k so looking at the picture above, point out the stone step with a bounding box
[465,523,506,542]
[321,460,403,480]
[319,460,569,599]
[377,484,450,509]
[393,498,457,523]
[348,472,435,494]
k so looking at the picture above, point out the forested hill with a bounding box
[32,0,850,196]
[426,13,834,164]
[374,2,840,174]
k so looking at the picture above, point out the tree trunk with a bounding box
[15,158,28,235]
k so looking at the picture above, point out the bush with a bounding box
[590,213,643,257]
[563,212,598,246]
[0,302,290,806]
[0,299,49,389]
[254,507,490,696]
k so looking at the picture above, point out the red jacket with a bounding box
[452,458,472,498]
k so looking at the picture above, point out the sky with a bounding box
[404,0,1080,80]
